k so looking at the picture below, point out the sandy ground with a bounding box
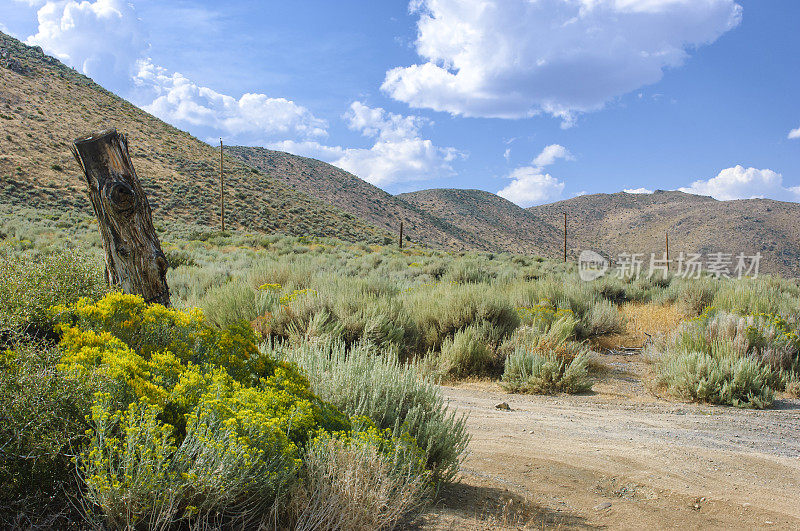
[413,353,800,530]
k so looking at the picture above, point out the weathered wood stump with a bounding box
[71,128,170,306]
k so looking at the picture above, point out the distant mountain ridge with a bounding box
[397,188,561,256]
[528,190,800,277]
[226,147,561,257]
[224,146,487,250]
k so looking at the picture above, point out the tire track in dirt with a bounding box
[418,354,800,530]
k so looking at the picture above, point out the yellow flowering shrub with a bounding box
[516,301,576,334]
[54,292,351,527]
[53,292,266,384]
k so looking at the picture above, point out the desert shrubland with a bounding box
[2,206,800,526]
[645,308,799,408]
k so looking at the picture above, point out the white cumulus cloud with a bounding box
[624,187,654,194]
[135,59,328,145]
[497,144,571,206]
[19,1,332,147]
[383,0,741,125]
[533,144,574,167]
[497,168,565,207]
[25,0,146,91]
[789,127,800,140]
[270,102,462,188]
[679,165,800,201]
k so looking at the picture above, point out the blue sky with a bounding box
[3,0,799,206]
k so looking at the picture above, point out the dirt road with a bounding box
[416,353,800,530]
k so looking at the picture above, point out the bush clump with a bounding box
[648,308,800,408]
[0,248,106,338]
[52,293,350,527]
[501,325,593,394]
[273,339,469,483]
[403,282,519,352]
[290,420,429,530]
[657,350,775,409]
[0,341,93,526]
[435,325,495,379]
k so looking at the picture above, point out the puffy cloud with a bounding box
[25,0,146,91]
[532,144,573,167]
[335,138,460,187]
[624,187,654,194]
[679,165,800,201]
[789,127,800,140]
[383,0,741,125]
[497,168,565,207]
[344,101,428,142]
[497,144,571,206]
[271,102,463,187]
[135,59,328,145]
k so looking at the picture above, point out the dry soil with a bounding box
[415,352,800,530]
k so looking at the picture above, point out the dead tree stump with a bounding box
[71,128,170,306]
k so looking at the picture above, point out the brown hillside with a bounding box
[224,146,487,249]
[528,190,800,277]
[398,188,561,257]
[0,31,385,242]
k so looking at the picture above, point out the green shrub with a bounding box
[163,248,196,269]
[0,248,106,337]
[786,376,800,398]
[442,258,497,284]
[647,308,797,408]
[581,299,626,338]
[290,421,430,530]
[711,277,800,319]
[199,280,258,329]
[403,283,519,352]
[0,341,92,526]
[671,309,798,373]
[273,340,469,482]
[505,278,624,339]
[657,350,775,409]
[656,276,717,315]
[502,348,592,395]
[515,302,578,336]
[436,325,494,379]
[499,314,577,359]
[501,325,592,394]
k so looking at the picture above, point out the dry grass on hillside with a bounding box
[0,32,384,243]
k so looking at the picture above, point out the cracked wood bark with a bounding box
[71,128,170,306]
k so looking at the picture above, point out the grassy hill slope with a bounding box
[398,188,562,257]
[528,190,800,277]
[224,146,488,249]
[0,31,385,243]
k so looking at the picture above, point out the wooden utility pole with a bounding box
[665,232,670,270]
[220,138,226,232]
[563,212,567,262]
[71,128,170,306]
[399,221,404,249]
